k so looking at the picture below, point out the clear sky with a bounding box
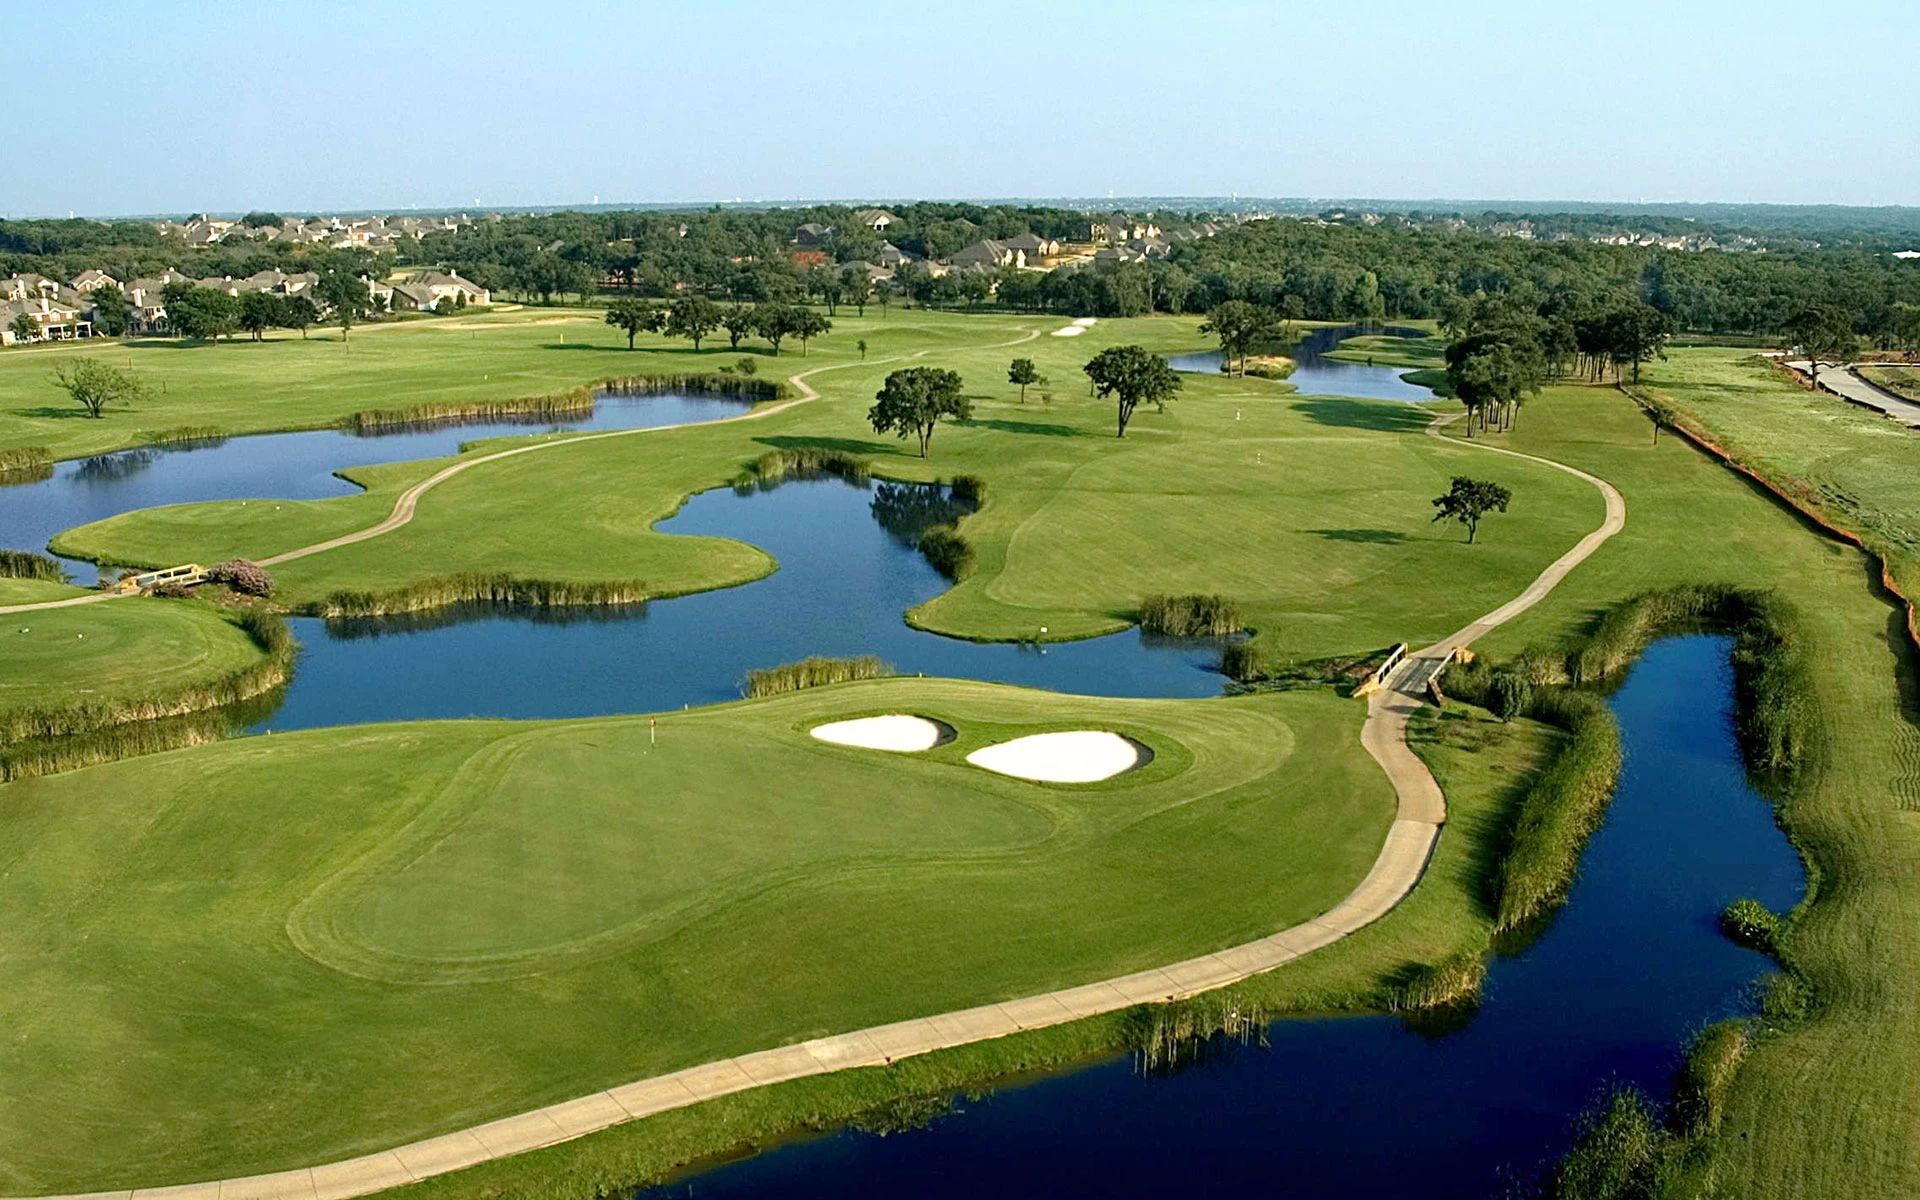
[7,0,1917,217]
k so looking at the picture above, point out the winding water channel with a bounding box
[0,372,1802,1196]
[1167,323,1435,401]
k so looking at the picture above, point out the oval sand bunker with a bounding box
[810,714,948,752]
[965,730,1143,783]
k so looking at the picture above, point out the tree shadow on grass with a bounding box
[8,406,96,421]
[541,342,625,352]
[754,434,898,456]
[956,418,1081,437]
[1291,397,1433,433]
[1308,528,1410,544]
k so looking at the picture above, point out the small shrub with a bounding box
[737,448,870,490]
[741,655,890,698]
[918,527,974,581]
[149,581,197,599]
[1719,897,1780,953]
[1220,641,1268,682]
[207,558,275,597]
[0,445,55,483]
[1138,593,1244,637]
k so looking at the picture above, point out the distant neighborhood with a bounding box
[2,265,490,345]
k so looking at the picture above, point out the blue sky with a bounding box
[7,0,1917,216]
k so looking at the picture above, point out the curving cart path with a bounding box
[7,407,1626,1200]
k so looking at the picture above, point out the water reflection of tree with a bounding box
[869,482,975,546]
[74,449,160,482]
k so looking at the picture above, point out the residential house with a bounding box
[947,239,1024,270]
[1002,232,1060,259]
[1128,236,1172,259]
[361,276,395,311]
[3,273,61,302]
[875,243,913,268]
[0,294,90,344]
[793,222,834,247]
[852,208,895,231]
[70,269,122,293]
[389,270,489,310]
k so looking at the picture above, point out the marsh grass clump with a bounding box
[948,474,986,506]
[1219,640,1269,682]
[1131,994,1271,1072]
[736,448,871,490]
[1758,970,1815,1029]
[0,549,64,582]
[141,425,227,449]
[316,574,648,618]
[1138,593,1244,637]
[1671,1020,1750,1137]
[0,446,53,484]
[1550,1088,1676,1200]
[1719,898,1781,953]
[343,389,595,434]
[1493,688,1622,933]
[1391,951,1488,1012]
[917,527,974,581]
[741,655,890,698]
[601,373,787,401]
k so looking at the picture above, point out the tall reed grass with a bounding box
[0,446,53,484]
[315,574,649,618]
[0,550,64,581]
[141,425,227,449]
[741,655,890,698]
[735,447,871,490]
[917,528,974,581]
[1130,994,1271,1071]
[1138,593,1244,636]
[342,390,595,434]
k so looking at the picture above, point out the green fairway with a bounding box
[45,312,1597,660]
[0,677,1396,1190]
[0,580,268,717]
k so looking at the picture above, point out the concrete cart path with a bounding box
[1787,360,1920,428]
[0,326,1044,616]
[6,405,1627,1200]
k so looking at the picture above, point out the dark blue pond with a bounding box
[635,635,1803,1200]
[258,475,1222,730]
[1168,324,1436,402]
[0,391,751,584]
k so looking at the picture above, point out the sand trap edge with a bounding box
[809,714,956,753]
[964,730,1152,784]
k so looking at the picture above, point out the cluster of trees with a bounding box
[153,273,370,342]
[607,297,831,355]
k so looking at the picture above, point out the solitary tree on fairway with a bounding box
[857,338,868,359]
[789,308,831,356]
[1083,344,1181,437]
[1791,304,1859,385]
[51,359,148,418]
[1008,357,1039,402]
[666,295,721,350]
[605,297,656,349]
[1431,476,1512,543]
[868,367,970,457]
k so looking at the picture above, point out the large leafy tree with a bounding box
[752,303,796,355]
[238,291,282,341]
[1791,304,1859,384]
[281,295,318,339]
[604,297,657,349]
[1083,344,1181,437]
[315,272,368,342]
[789,308,831,356]
[666,295,721,350]
[1431,476,1512,543]
[867,366,970,457]
[1008,357,1039,402]
[720,303,756,350]
[90,283,131,337]
[50,359,148,418]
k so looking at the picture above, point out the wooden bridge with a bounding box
[110,563,208,595]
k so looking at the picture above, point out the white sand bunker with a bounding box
[965,730,1144,783]
[810,714,949,752]
[1051,317,1098,338]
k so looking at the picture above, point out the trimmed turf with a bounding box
[0,678,1392,1190]
[46,313,1596,659]
[0,580,268,715]
[1858,362,1920,402]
